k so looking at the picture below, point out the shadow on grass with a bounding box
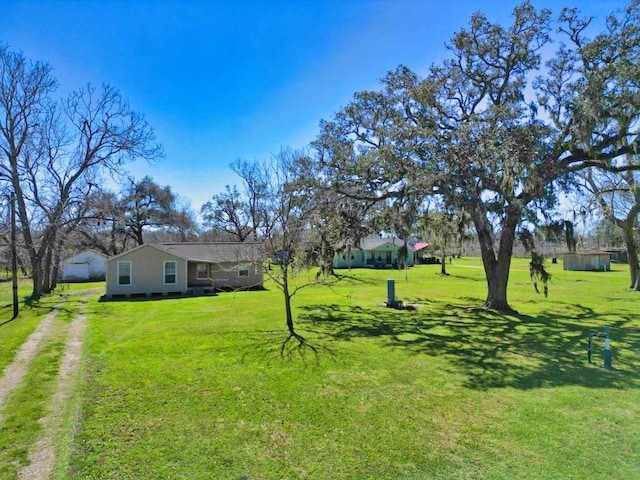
[234,329,336,365]
[0,303,19,326]
[443,273,483,282]
[0,294,75,327]
[332,272,378,285]
[297,301,640,391]
[279,332,336,360]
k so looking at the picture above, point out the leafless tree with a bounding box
[201,159,272,242]
[0,45,162,298]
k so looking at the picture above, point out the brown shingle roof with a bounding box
[156,242,263,263]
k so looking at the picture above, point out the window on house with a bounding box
[238,264,249,277]
[196,263,209,279]
[164,261,177,284]
[118,261,131,286]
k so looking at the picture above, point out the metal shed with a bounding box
[562,252,611,271]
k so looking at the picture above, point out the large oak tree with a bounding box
[313,1,640,312]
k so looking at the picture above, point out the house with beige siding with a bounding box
[105,242,263,299]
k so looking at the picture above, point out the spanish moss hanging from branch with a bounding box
[530,252,551,298]
[519,230,551,297]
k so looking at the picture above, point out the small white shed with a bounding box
[562,252,611,271]
[61,250,107,282]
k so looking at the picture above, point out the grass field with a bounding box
[0,257,639,479]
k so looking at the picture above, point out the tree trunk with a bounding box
[282,270,295,335]
[402,239,409,281]
[43,244,54,294]
[623,226,639,289]
[320,236,327,277]
[13,180,44,300]
[30,254,44,300]
[633,269,640,291]
[17,254,28,276]
[319,237,334,277]
[50,242,63,291]
[440,238,447,275]
[134,227,144,246]
[473,206,518,312]
[482,260,512,311]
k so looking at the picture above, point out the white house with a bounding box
[61,250,108,282]
[332,237,421,269]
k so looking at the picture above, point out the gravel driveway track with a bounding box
[18,306,87,480]
[0,308,59,417]
[0,288,100,479]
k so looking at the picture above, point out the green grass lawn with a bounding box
[0,278,67,374]
[2,259,639,479]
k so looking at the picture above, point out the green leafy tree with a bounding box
[370,196,420,279]
[593,217,626,248]
[120,176,181,246]
[314,1,640,312]
[291,150,372,276]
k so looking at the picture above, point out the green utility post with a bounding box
[603,325,612,369]
[387,279,395,306]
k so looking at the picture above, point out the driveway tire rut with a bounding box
[0,289,99,480]
[0,308,59,415]
[19,307,87,480]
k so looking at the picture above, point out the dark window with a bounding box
[164,261,177,284]
[197,263,208,279]
[118,262,131,286]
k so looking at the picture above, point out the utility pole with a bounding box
[10,192,18,319]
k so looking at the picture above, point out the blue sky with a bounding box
[1,0,626,214]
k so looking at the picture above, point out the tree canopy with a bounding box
[309,0,640,311]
